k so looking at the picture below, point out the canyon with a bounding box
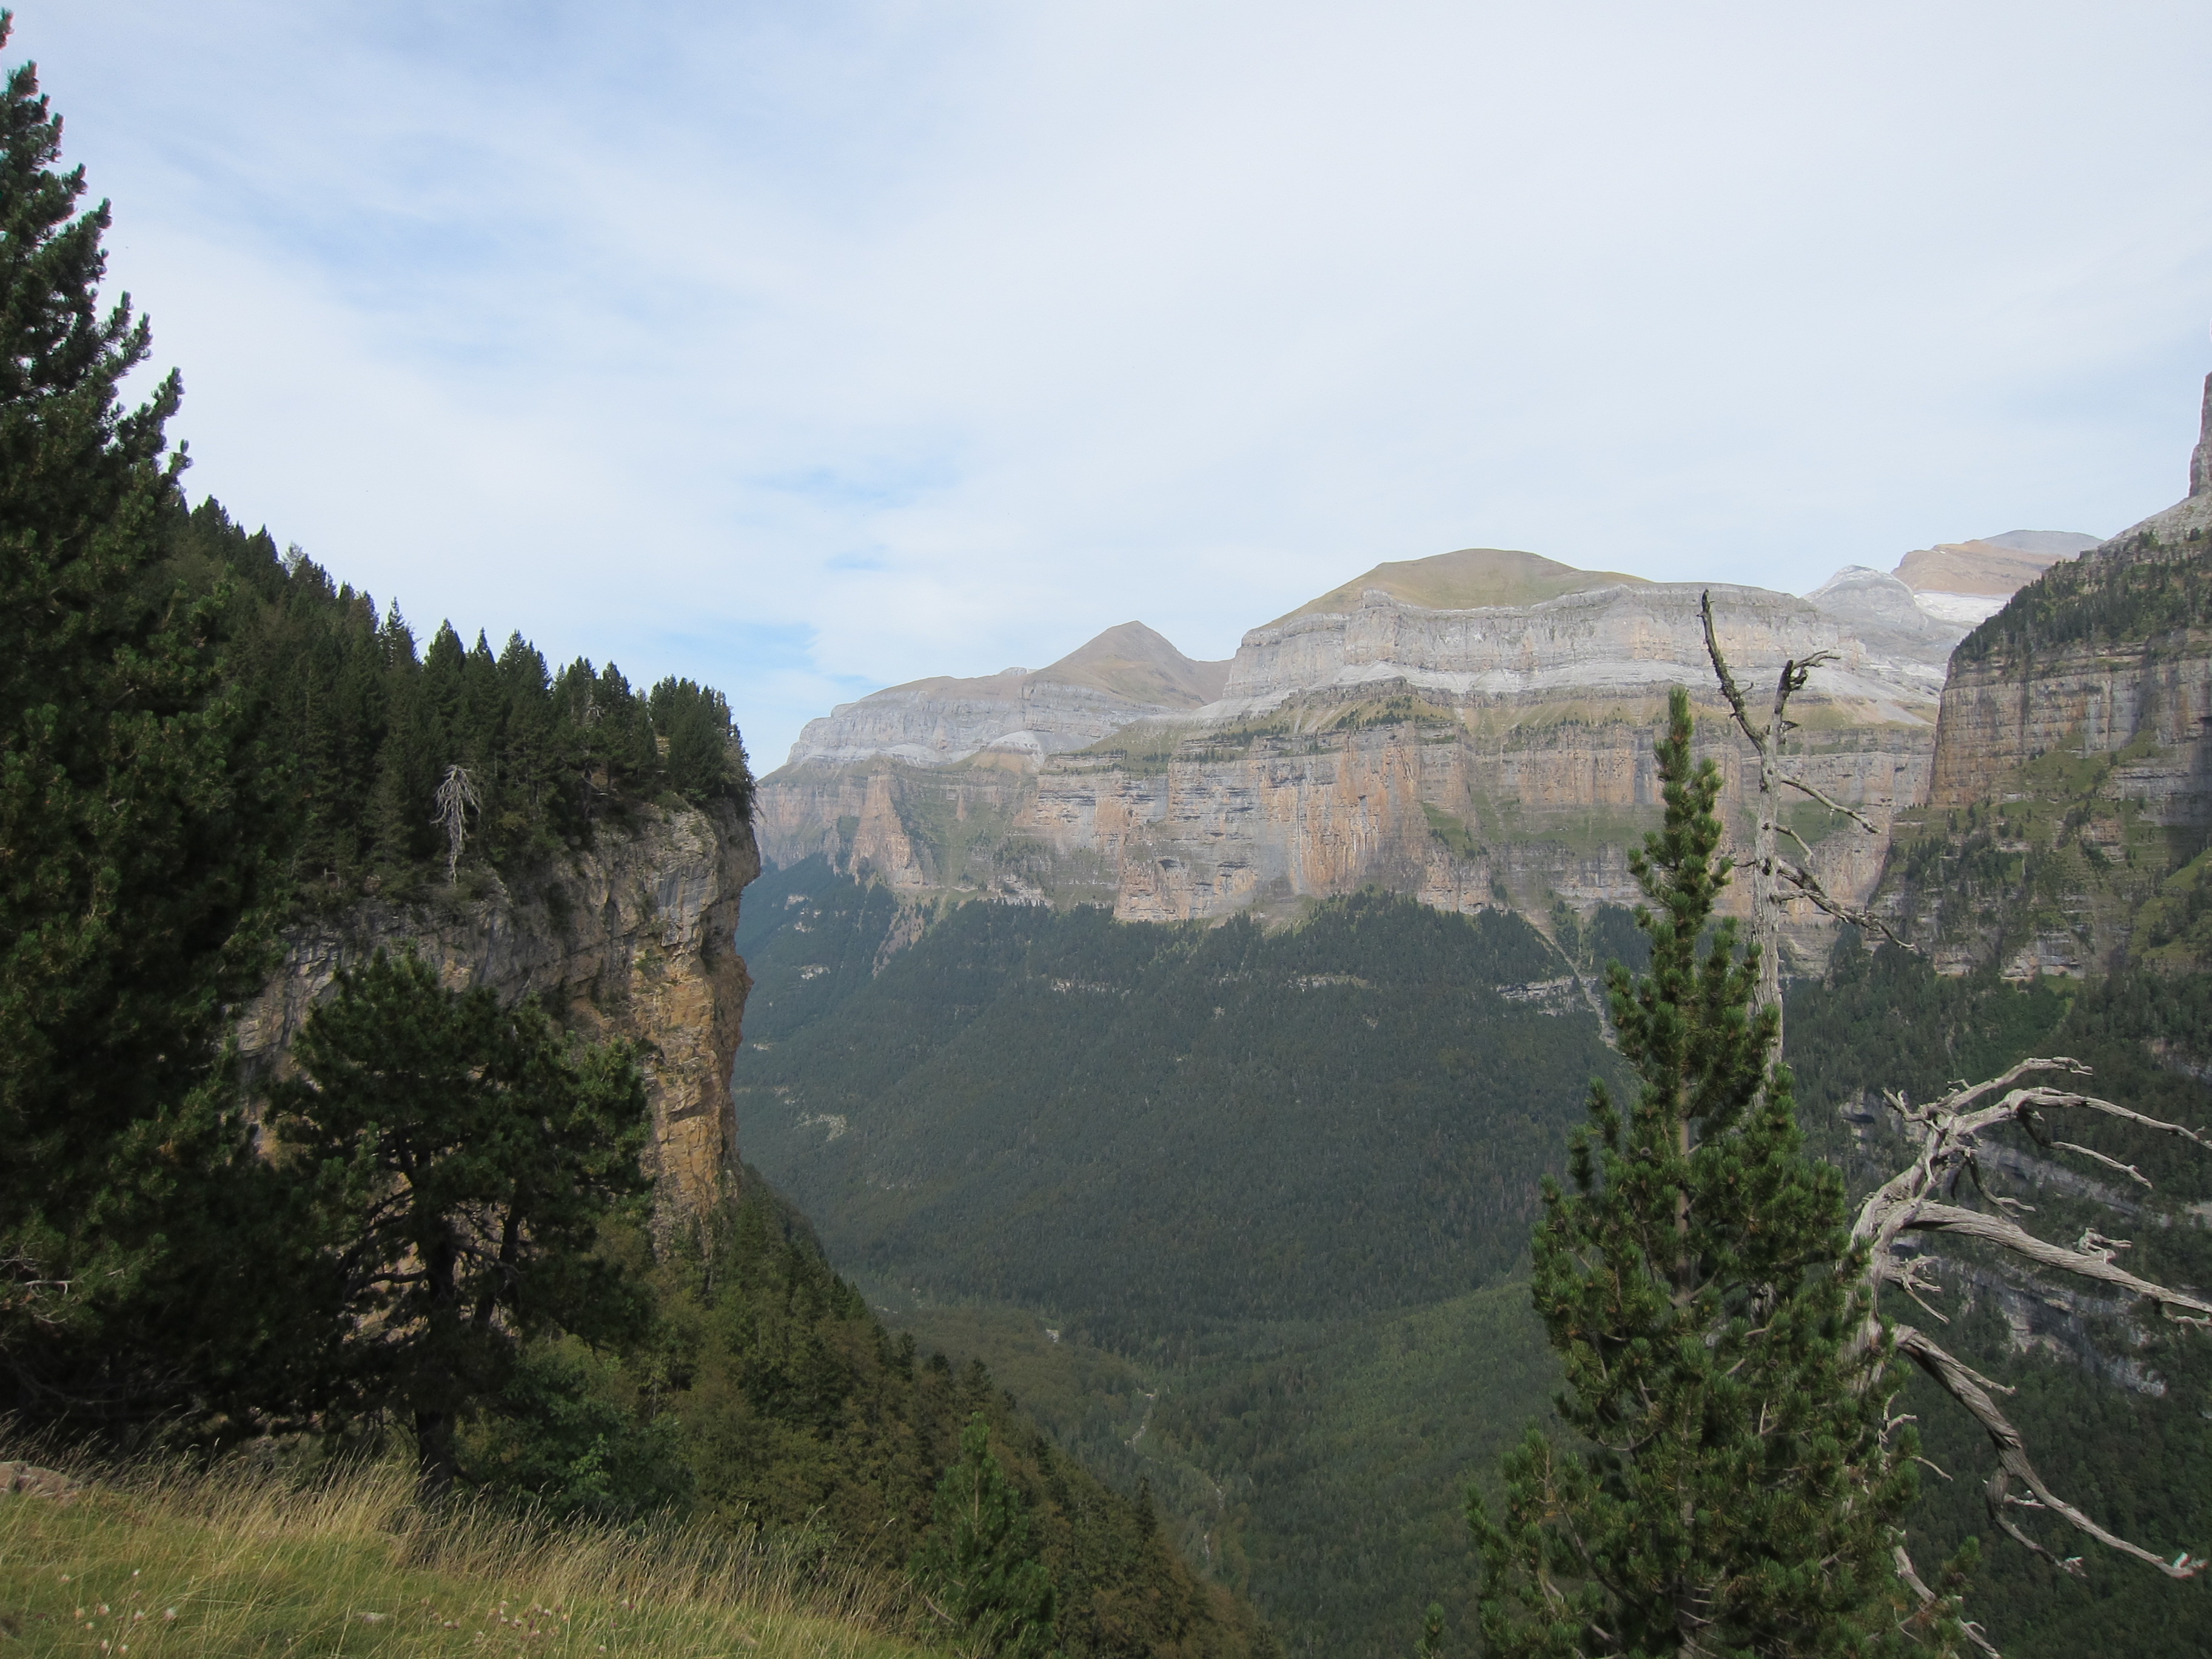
[756,521,2119,971]
[760,376,2212,984]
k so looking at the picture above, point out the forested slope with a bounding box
[734,870,1627,1651]
[737,863,2212,1655]
[737,872,1620,1349]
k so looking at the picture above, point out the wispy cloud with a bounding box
[19,0,2212,763]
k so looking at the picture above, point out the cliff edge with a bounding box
[237,800,760,1219]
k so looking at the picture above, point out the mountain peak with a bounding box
[2193,372,2211,499]
[1269,547,1648,627]
[1035,620,1230,708]
[1892,537,2090,597]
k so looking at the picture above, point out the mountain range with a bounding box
[758,495,2121,976]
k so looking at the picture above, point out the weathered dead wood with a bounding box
[1851,1059,2212,1600]
[1698,592,1912,1044]
[432,763,481,885]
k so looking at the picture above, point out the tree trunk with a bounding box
[415,1404,458,1500]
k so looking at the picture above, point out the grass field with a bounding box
[0,1455,942,1659]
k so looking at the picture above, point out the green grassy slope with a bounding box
[0,1457,922,1659]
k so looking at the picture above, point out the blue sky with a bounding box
[18,1,2212,766]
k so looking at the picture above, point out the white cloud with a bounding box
[15,0,2212,765]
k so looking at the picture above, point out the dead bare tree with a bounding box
[1851,1058,2211,1644]
[1700,589,1907,1047]
[432,763,481,885]
[1697,591,2211,1649]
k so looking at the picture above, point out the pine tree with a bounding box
[1469,688,1932,1657]
[0,14,286,1421]
[270,949,652,1493]
[911,1412,1060,1658]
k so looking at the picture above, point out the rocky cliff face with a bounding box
[1885,381,2212,976]
[758,506,2106,970]
[237,801,760,1218]
[759,574,1952,968]
[1216,580,1935,712]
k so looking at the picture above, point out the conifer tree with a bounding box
[912,1412,1060,1658]
[1469,687,1938,1657]
[270,950,652,1493]
[0,13,285,1419]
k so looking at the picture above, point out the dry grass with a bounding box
[0,1452,945,1659]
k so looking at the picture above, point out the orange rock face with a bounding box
[236,800,760,1221]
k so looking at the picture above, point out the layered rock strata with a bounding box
[1885,381,2212,976]
[785,621,1228,769]
[759,514,2100,968]
[238,801,759,1218]
[759,580,1940,968]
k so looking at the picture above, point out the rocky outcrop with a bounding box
[783,622,1228,769]
[237,801,760,1218]
[2193,372,2212,501]
[1883,388,2212,975]
[2105,373,2212,548]
[1892,532,2094,626]
[1213,580,1938,715]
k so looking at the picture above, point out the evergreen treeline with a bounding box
[1956,527,2212,666]
[173,500,751,905]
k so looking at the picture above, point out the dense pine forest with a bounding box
[175,498,751,903]
[736,869,1624,1349]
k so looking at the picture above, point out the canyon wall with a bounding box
[757,501,2156,976]
[238,799,760,1218]
[759,578,1946,970]
[1883,376,2212,976]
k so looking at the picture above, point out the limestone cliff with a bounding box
[237,800,760,1218]
[758,572,1951,969]
[757,515,2091,968]
[1885,380,2212,976]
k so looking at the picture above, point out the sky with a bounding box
[16,2,2212,767]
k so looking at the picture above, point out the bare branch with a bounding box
[1892,1543,2000,1657]
[1700,590,1766,753]
[1778,771,1884,837]
[2049,1140,2154,1188]
[1902,1203,2212,1318]
[1771,858,1915,949]
[432,763,483,885]
[1895,1326,2207,1580]
[1928,1058,2091,1120]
